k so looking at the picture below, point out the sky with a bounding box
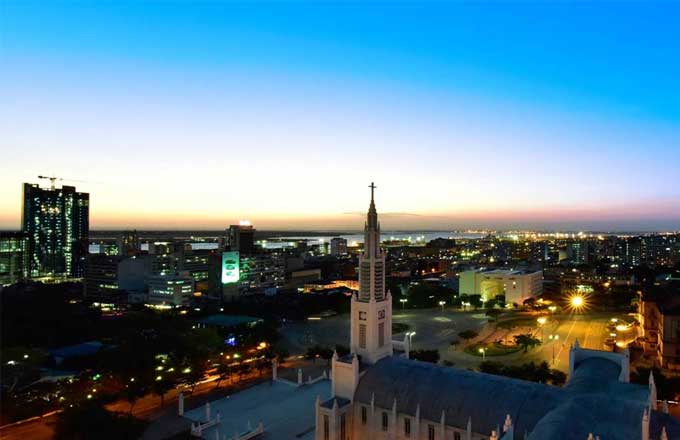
[1,1,679,232]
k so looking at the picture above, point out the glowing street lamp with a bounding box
[439,300,446,312]
[478,347,487,361]
[571,295,584,309]
[537,316,547,341]
[548,334,560,364]
[400,298,408,310]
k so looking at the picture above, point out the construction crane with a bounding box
[37,175,91,190]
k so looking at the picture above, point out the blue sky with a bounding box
[1,1,679,230]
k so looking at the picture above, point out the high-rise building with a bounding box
[228,222,255,255]
[84,254,122,300]
[22,183,89,278]
[330,237,348,256]
[0,232,29,286]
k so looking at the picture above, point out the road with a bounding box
[280,308,629,372]
[1,310,632,439]
[0,368,270,440]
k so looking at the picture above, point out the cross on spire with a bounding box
[369,182,376,201]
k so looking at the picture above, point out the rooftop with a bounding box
[353,355,678,440]
[185,380,330,439]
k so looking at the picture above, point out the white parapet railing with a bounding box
[232,422,264,440]
[273,367,328,387]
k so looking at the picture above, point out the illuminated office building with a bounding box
[22,183,89,278]
[0,232,29,286]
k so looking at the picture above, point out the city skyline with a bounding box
[2,1,680,231]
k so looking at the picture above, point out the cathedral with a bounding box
[313,184,680,440]
[169,184,680,440]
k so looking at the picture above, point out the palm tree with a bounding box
[513,334,541,353]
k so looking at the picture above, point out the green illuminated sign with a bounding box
[221,251,240,284]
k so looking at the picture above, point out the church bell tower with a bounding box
[350,182,393,364]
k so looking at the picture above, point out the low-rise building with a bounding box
[640,283,680,370]
[459,268,543,305]
[147,274,195,307]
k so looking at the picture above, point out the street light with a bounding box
[400,298,408,310]
[406,331,416,349]
[439,300,446,312]
[570,295,585,310]
[537,316,547,341]
[548,334,559,365]
[478,347,487,361]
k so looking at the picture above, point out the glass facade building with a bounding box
[22,183,89,278]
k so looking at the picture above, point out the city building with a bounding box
[162,185,680,440]
[228,222,255,255]
[117,230,140,256]
[459,269,543,305]
[0,232,29,286]
[85,253,160,303]
[22,182,89,278]
[84,254,122,300]
[147,274,195,307]
[237,252,285,295]
[330,237,348,256]
[640,283,680,370]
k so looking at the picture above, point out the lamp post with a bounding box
[400,298,408,310]
[548,334,559,365]
[537,317,547,342]
[439,300,446,313]
[407,331,416,348]
[478,347,486,361]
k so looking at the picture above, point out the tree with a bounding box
[410,349,440,364]
[478,361,504,375]
[255,358,269,376]
[485,308,503,322]
[184,361,207,395]
[479,361,567,386]
[305,345,333,364]
[469,294,483,309]
[236,362,251,380]
[214,362,232,389]
[275,347,289,365]
[458,330,478,343]
[550,369,567,386]
[513,334,541,353]
[124,376,148,414]
[151,375,176,408]
[54,402,147,440]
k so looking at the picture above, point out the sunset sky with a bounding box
[2,1,679,231]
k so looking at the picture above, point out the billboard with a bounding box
[221,251,240,284]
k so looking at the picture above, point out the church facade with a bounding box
[315,185,679,440]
